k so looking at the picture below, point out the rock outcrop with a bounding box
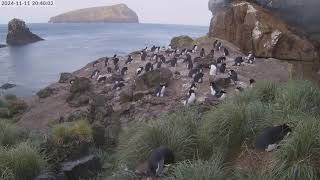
[6,18,43,46]
[0,83,16,90]
[0,44,6,48]
[208,1,319,61]
[49,4,139,23]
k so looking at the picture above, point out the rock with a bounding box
[92,123,106,147]
[37,87,55,98]
[88,95,114,123]
[214,76,232,88]
[170,36,194,49]
[49,4,139,23]
[67,94,90,108]
[6,18,43,46]
[70,77,91,94]
[60,155,102,180]
[208,1,320,61]
[59,73,73,83]
[0,83,16,90]
[33,173,56,180]
[66,110,88,122]
[0,44,6,48]
[135,68,173,91]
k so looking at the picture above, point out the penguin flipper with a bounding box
[156,159,165,177]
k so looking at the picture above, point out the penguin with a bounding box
[224,48,229,56]
[188,68,199,78]
[216,42,221,51]
[234,57,244,66]
[97,75,107,83]
[113,76,125,83]
[136,67,144,75]
[209,64,217,76]
[200,48,206,57]
[155,83,167,97]
[215,90,227,100]
[218,44,223,52]
[151,54,158,61]
[142,47,148,51]
[255,124,291,152]
[107,67,112,74]
[69,79,75,85]
[185,53,192,63]
[187,61,193,70]
[190,83,197,91]
[151,45,157,52]
[113,82,125,90]
[156,61,163,69]
[90,70,100,79]
[114,64,120,72]
[192,45,198,53]
[156,46,160,53]
[125,55,133,65]
[170,57,178,67]
[92,60,99,67]
[209,49,215,58]
[113,57,120,66]
[210,82,220,96]
[184,89,196,105]
[219,63,227,73]
[249,79,256,88]
[121,67,128,76]
[141,51,148,61]
[147,146,175,177]
[229,70,238,85]
[217,56,226,64]
[235,86,244,93]
[104,57,109,67]
[158,55,166,63]
[246,52,255,64]
[145,62,154,72]
[194,73,204,83]
[213,40,218,48]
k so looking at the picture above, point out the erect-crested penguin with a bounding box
[209,64,217,76]
[234,57,244,66]
[155,83,167,97]
[184,89,196,105]
[210,81,220,96]
[147,146,175,177]
[141,51,148,61]
[145,62,154,72]
[90,70,100,79]
[104,57,109,67]
[249,79,256,88]
[136,67,144,75]
[224,48,229,56]
[219,63,227,73]
[121,67,128,76]
[215,90,227,100]
[200,48,206,57]
[125,55,133,65]
[194,73,204,83]
[229,70,238,85]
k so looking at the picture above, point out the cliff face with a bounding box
[49,4,139,23]
[208,0,320,62]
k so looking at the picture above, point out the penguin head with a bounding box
[113,54,117,58]
[220,90,227,94]
[210,82,216,87]
[189,89,195,96]
[281,124,292,134]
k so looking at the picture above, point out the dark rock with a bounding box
[60,155,102,180]
[92,123,106,147]
[6,18,43,46]
[135,68,173,91]
[37,87,55,98]
[67,94,90,108]
[0,83,16,90]
[214,77,232,88]
[70,77,91,94]
[0,44,6,48]
[59,73,73,83]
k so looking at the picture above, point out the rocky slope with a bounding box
[208,0,320,62]
[17,37,291,131]
[6,18,43,46]
[49,4,139,23]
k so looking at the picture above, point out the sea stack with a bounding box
[49,4,139,23]
[6,18,43,46]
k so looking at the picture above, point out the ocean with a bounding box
[0,23,208,97]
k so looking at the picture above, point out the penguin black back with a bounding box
[255,124,291,150]
[147,146,175,177]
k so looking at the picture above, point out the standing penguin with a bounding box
[155,83,167,97]
[104,57,109,67]
[170,57,178,67]
[184,89,196,105]
[210,82,220,96]
[234,57,244,66]
[215,90,227,100]
[219,63,227,73]
[113,57,120,66]
[200,48,206,57]
[121,67,128,76]
[141,51,147,61]
[192,45,198,53]
[224,48,229,56]
[147,146,175,177]
[229,70,238,85]
[187,61,193,70]
[213,40,218,48]
[156,61,163,69]
[217,56,226,64]
[194,73,204,83]
[90,70,100,79]
[125,55,133,65]
[145,62,154,72]
[209,64,217,76]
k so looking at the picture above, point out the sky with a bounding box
[0,0,212,26]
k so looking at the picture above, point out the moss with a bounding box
[170,36,194,49]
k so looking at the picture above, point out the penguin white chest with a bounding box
[210,86,216,96]
[209,66,216,76]
[160,86,166,97]
[187,93,196,104]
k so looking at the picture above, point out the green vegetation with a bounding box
[170,36,194,49]
[113,80,320,179]
[0,96,28,119]
[0,121,20,147]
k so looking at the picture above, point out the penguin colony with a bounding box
[79,41,291,178]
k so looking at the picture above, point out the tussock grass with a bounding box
[270,116,320,180]
[165,159,224,180]
[0,142,46,180]
[117,107,201,169]
[0,121,20,147]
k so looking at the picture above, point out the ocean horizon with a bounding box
[0,23,208,97]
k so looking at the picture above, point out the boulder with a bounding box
[67,77,91,107]
[208,1,319,61]
[60,155,102,180]
[135,68,173,91]
[69,77,91,94]
[37,87,55,98]
[0,83,16,90]
[92,123,106,147]
[59,73,73,83]
[170,36,194,49]
[6,18,43,46]
[88,95,114,123]
[0,44,6,48]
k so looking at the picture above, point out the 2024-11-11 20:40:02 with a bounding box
[1,0,54,6]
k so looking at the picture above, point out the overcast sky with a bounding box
[0,0,212,26]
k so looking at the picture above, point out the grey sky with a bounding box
[0,0,212,26]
